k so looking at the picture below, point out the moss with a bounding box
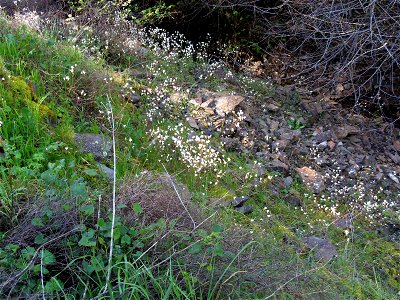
[1,74,55,120]
[208,183,235,199]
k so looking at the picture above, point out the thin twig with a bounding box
[96,194,102,229]
[162,163,196,229]
[0,228,79,290]
[40,248,45,300]
[103,95,117,293]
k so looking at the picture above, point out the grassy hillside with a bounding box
[0,8,399,299]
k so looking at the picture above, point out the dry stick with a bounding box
[0,228,79,291]
[96,194,102,229]
[103,95,117,294]
[40,248,45,300]
[162,163,196,229]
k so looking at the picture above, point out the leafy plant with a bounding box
[288,118,305,130]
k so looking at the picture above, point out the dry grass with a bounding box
[116,171,202,229]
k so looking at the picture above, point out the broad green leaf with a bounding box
[78,229,96,247]
[80,204,94,215]
[121,235,131,245]
[42,250,56,265]
[211,224,224,233]
[188,243,202,254]
[70,180,87,199]
[214,243,224,257]
[132,240,144,249]
[31,217,44,227]
[34,233,48,245]
[21,246,36,259]
[132,203,143,215]
[84,169,98,176]
[82,260,94,275]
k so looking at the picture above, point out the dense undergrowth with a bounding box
[0,6,399,300]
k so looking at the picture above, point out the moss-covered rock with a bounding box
[0,58,55,120]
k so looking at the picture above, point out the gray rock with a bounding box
[387,152,400,164]
[315,131,332,143]
[315,156,330,167]
[269,159,290,175]
[235,206,253,214]
[283,176,293,188]
[296,167,325,194]
[393,140,400,152]
[374,172,384,181]
[279,130,301,142]
[201,95,244,114]
[75,133,112,160]
[284,194,302,207]
[387,173,400,184]
[335,125,360,139]
[346,165,359,179]
[317,141,328,150]
[209,198,231,210]
[333,214,353,229]
[96,162,114,180]
[187,117,199,129]
[231,196,249,207]
[265,103,280,112]
[131,93,141,104]
[303,236,337,260]
[272,139,290,150]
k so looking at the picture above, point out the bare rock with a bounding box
[96,162,114,180]
[131,93,141,104]
[387,173,400,184]
[283,176,293,188]
[315,131,333,143]
[235,205,253,214]
[393,140,400,152]
[201,95,244,114]
[333,214,353,229]
[187,117,199,129]
[296,167,325,193]
[265,103,280,112]
[272,139,290,150]
[222,137,243,152]
[231,196,249,207]
[279,130,302,142]
[75,133,112,160]
[303,236,337,260]
[269,159,290,175]
[267,119,280,132]
[387,152,400,164]
[335,125,360,139]
[327,140,336,150]
[284,194,302,207]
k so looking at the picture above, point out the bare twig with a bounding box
[162,163,196,229]
[103,94,117,293]
[0,228,79,291]
[40,248,45,300]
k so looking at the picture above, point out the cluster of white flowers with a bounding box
[13,10,41,32]
[313,167,398,224]
[150,123,227,179]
